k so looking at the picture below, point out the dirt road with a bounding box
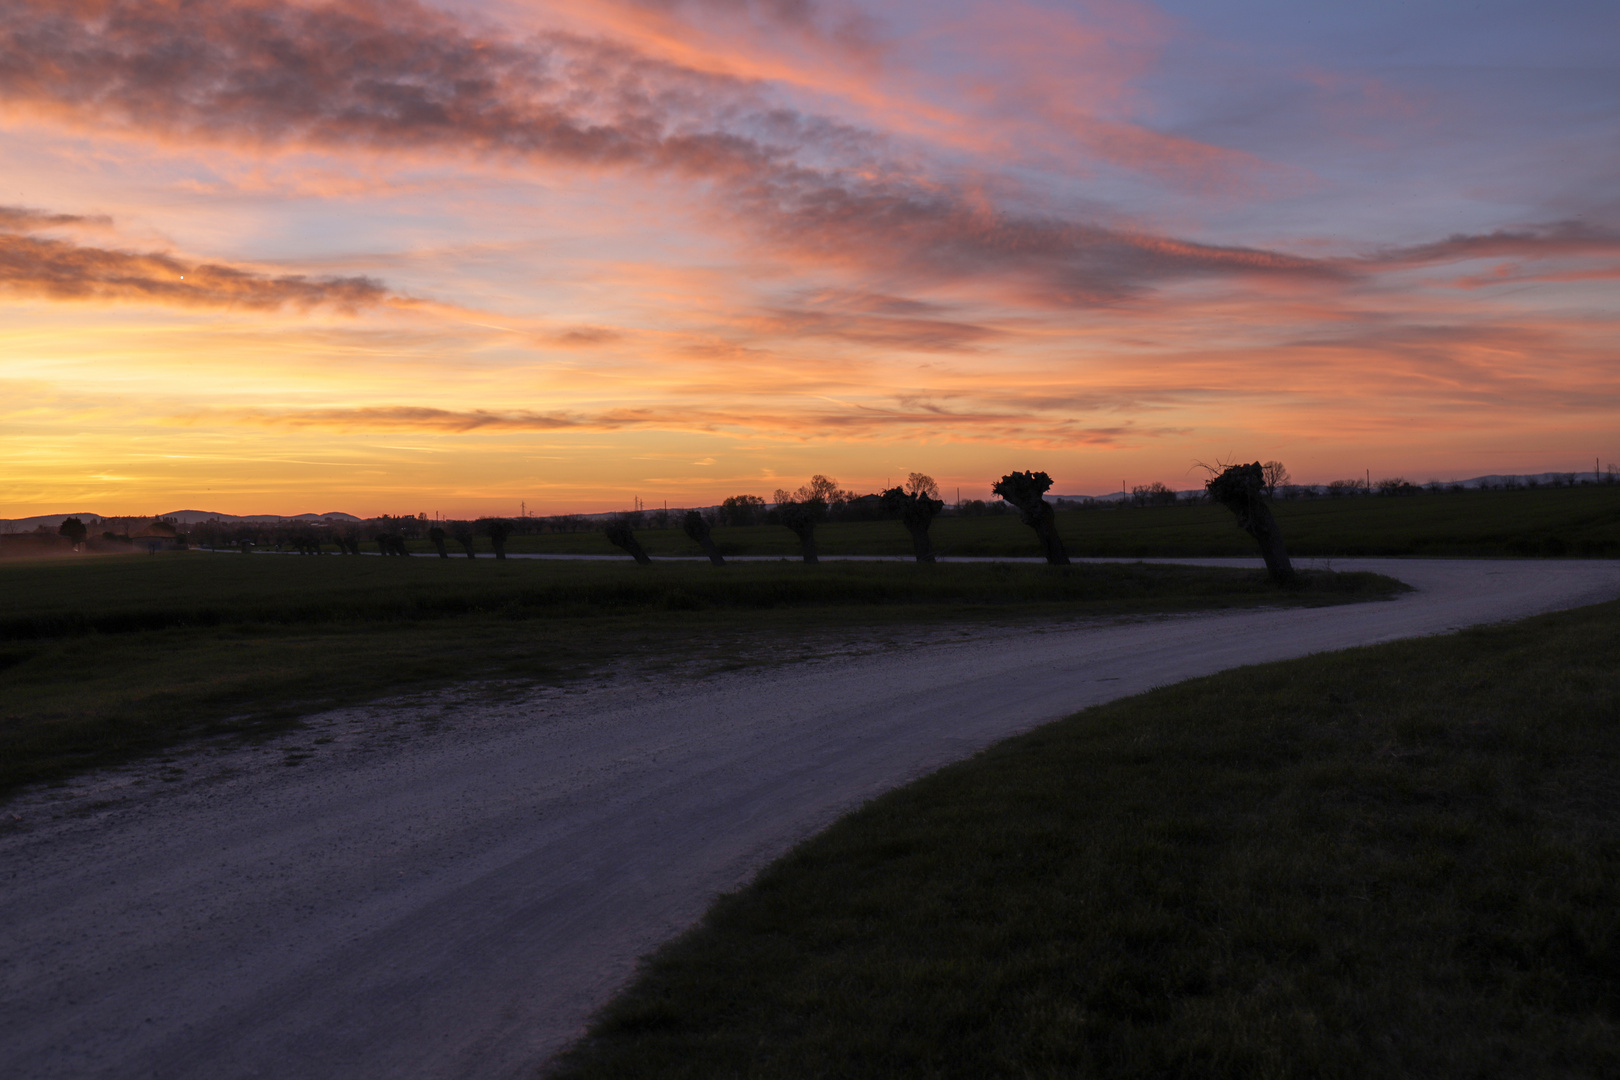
[3,558,1617,1080]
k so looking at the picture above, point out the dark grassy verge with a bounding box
[553,598,1620,1079]
[0,555,1399,798]
[410,484,1620,559]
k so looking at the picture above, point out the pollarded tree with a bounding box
[682,510,725,566]
[428,526,449,558]
[777,500,822,563]
[881,487,945,562]
[451,522,477,558]
[992,471,1070,564]
[481,519,514,560]
[605,519,652,564]
[1205,462,1296,586]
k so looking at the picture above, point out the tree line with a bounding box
[22,457,1615,575]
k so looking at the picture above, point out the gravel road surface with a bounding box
[3,558,1618,1080]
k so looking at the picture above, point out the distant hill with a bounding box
[157,510,363,525]
[0,512,110,532]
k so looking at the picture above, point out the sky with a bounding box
[2,0,1617,517]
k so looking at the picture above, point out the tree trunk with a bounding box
[1025,503,1070,565]
[432,537,448,558]
[779,504,819,563]
[682,511,725,565]
[907,522,935,562]
[1244,498,1296,586]
[605,522,652,564]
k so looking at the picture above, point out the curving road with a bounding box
[3,558,1618,1080]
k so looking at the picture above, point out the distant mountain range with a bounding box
[0,510,362,532]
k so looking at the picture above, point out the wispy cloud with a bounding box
[181,400,1186,447]
[0,203,393,310]
[1366,221,1620,267]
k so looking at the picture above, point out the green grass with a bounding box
[0,553,1398,797]
[552,598,1620,1079]
[398,484,1620,559]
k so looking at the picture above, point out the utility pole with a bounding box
[1366,468,1371,494]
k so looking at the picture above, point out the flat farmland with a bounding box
[395,484,1620,559]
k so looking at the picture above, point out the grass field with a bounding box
[0,553,1397,797]
[379,484,1620,560]
[551,597,1620,1079]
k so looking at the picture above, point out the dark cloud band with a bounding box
[0,0,1340,302]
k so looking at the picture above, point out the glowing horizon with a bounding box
[3,0,1617,518]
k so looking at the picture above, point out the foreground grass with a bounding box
[415,483,1620,559]
[0,554,1396,797]
[553,598,1620,1079]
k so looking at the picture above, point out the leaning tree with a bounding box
[427,526,450,559]
[450,522,477,558]
[992,470,1070,564]
[881,487,945,562]
[481,519,514,560]
[1205,461,1296,586]
[777,500,823,563]
[682,510,725,566]
[604,519,652,564]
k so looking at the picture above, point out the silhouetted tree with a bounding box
[882,487,945,562]
[777,500,822,563]
[482,519,514,560]
[1262,460,1290,496]
[1131,482,1177,507]
[57,517,87,549]
[450,522,477,558]
[682,510,725,566]
[993,471,1069,564]
[905,472,940,499]
[719,494,765,526]
[1205,462,1297,586]
[428,526,449,558]
[605,520,652,564]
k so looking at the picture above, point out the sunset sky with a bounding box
[2,0,1617,517]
